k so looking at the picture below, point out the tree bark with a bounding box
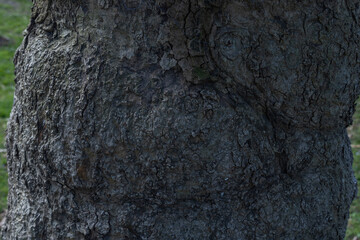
[2,0,360,239]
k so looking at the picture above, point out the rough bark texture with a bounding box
[2,0,360,239]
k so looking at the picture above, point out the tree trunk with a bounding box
[2,0,360,239]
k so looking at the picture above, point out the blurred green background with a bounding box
[0,0,359,239]
[347,112,360,239]
[0,0,32,213]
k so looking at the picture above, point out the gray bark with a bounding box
[2,0,360,239]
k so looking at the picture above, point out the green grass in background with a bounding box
[347,149,360,239]
[347,105,360,240]
[0,0,32,214]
